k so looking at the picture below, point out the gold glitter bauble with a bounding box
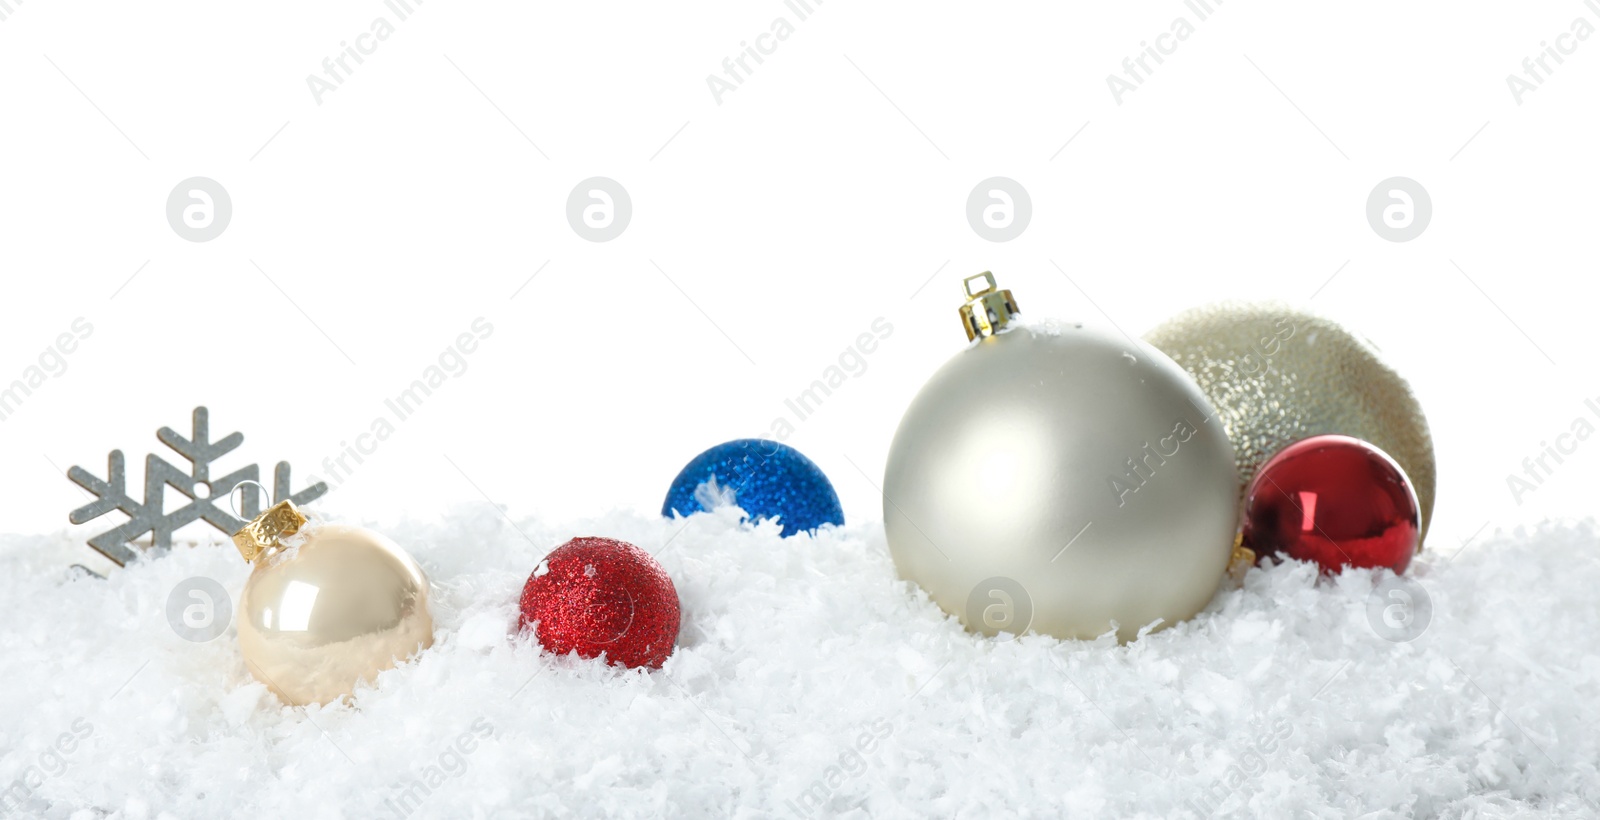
[1144,302,1436,545]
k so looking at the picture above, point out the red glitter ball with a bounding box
[1243,435,1421,575]
[518,537,681,669]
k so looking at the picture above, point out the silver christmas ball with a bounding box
[883,275,1239,642]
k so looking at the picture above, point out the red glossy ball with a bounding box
[1242,435,1421,575]
[518,537,681,669]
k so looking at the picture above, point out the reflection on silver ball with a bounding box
[884,321,1240,642]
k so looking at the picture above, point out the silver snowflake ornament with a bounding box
[68,406,327,566]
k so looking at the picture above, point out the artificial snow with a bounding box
[1,508,1598,817]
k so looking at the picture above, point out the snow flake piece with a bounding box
[67,406,327,566]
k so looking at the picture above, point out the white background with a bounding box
[1,1,1595,572]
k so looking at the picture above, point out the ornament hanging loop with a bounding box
[958,271,1020,341]
[228,480,273,520]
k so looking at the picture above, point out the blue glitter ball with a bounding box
[662,439,844,537]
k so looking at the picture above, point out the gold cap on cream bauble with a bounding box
[234,501,434,706]
[883,273,1240,643]
[1144,302,1436,545]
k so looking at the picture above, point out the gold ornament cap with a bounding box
[1226,533,1256,586]
[232,500,308,563]
[958,271,1020,341]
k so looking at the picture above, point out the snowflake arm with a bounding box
[66,406,330,566]
[156,406,243,484]
[67,451,160,566]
